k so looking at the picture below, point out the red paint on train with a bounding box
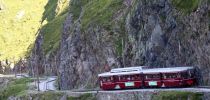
[98,66,197,90]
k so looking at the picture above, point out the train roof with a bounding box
[98,66,194,77]
[110,66,147,73]
[98,70,141,77]
[142,66,194,74]
[98,66,147,77]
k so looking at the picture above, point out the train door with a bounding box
[143,73,162,87]
[140,72,145,88]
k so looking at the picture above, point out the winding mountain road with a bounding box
[34,76,57,91]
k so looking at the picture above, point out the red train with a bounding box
[98,66,196,90]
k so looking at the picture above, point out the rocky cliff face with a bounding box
[29,0,209,90]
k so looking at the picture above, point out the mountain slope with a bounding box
[57,0,209,89]
[0,0,48,61]
[4,0,209,90]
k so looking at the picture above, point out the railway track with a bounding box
[70,86,210,93]
[38,76,210,93]
[196,86,210,89]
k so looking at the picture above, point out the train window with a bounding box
[119,75,126,80]
[163,73,180,79]
[145,74,160,79]
[102,77,106,82]
[126,76,131,80]
[181,72,188,79]
[119,75,141,81]
[131,75,141,80]
[101,77,113,82]
[134,75,141,80]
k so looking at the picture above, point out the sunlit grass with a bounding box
[42,12,68,55]
[81,0,124,29]
[41,0,69,55]
[0,0,48,61]
[0,0,69,61]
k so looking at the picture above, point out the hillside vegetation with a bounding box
[41,0,69,55]
[0,0,69,62]
[0,78,33,100]
[0,0,48,61]
[172,0,200,14]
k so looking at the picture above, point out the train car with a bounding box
[98,66,196,90]
[142,67,196,88]
[98,72,115,90]
[142,69,162,87]
[98,66,146,90]
[175,67,196,86]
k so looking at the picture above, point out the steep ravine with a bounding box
[29,0,209,90]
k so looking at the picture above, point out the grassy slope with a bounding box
[42,13,68,55]
[69,0,89,20]
[70,0,125,57]
[67,93,96,100]
[0,78,33,100]
[0,0,124,61]
[41,0,69,55]
[172,0,200,14]
[81,0,124,29]
[0,0,69,61]
[0,0,48,61]
[41,0,125,56]
[0,0,202,62]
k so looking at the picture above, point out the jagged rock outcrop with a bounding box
[27,0,70,76]
[125,0,209,83]
[28,0,209,90]
[124,0,209,84]
[59,14,121,89]
[57,0,209,90]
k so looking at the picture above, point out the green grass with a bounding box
[67,93,96,100]
[19,92,95,100]
[81,0,124,29]
[42,12,68,55]
[0,0,48,61]
[69,0,89,20]
[115,37,123,56]
[42,0,58,22]
[19,91,64,100]
[0,78,33,100]
[0,0,124,61]
[0,0,70,61]
[172,0,200,14]
[39,92,63,100]
[152,91,203,100]
[39,0,70,55]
